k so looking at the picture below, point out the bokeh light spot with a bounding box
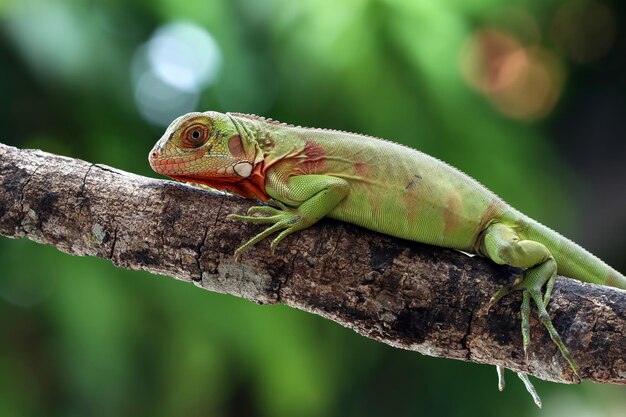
[133,66,200,127]
[460,29,565,121]
[132,21,222,126]
[490,48,564,120]
[148,22,221,92]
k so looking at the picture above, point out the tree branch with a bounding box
[1,143,624,385]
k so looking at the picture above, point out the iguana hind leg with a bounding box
[496,365,542,408]
[480,223,579,382]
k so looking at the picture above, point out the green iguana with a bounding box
[149,111,626,407]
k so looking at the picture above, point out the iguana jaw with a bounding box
[166,161,269,201]
[150,147,269,201]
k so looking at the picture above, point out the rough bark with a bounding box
[0,142,624,385]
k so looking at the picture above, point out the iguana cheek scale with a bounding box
[149,111,626,407]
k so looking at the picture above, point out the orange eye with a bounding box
[182,124,209,148]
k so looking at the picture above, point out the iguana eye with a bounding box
[182,124,208,148]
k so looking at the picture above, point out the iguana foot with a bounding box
[227,202,303,260]
[517,372,542,408]
[489,265,579,377]
[495,366,542,408]
[496,365,506,391]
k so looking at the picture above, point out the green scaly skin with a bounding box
[149,111,626,407]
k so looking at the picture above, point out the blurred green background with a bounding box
[1,0,625,416]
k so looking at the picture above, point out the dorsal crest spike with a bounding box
[228,112,386,139]
[229,112,296,128]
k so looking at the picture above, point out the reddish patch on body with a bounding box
[471,197,505,251]
[298,141,326,174]
[353,160,372,178]
[477,198,504,231]
[403,193,420,223]
[443,194,463,236]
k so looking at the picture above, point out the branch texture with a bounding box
[0,143,624,385]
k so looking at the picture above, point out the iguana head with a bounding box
[149,111,269,200]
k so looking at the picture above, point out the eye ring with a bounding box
[181,124,209,148]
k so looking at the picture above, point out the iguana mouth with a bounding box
[167,161,269,202]
[149,153,204,176]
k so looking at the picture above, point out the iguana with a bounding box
[149,111,626,407]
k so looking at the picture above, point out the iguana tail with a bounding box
[524,218,626,290]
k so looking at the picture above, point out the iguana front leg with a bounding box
[227,172,349,259]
